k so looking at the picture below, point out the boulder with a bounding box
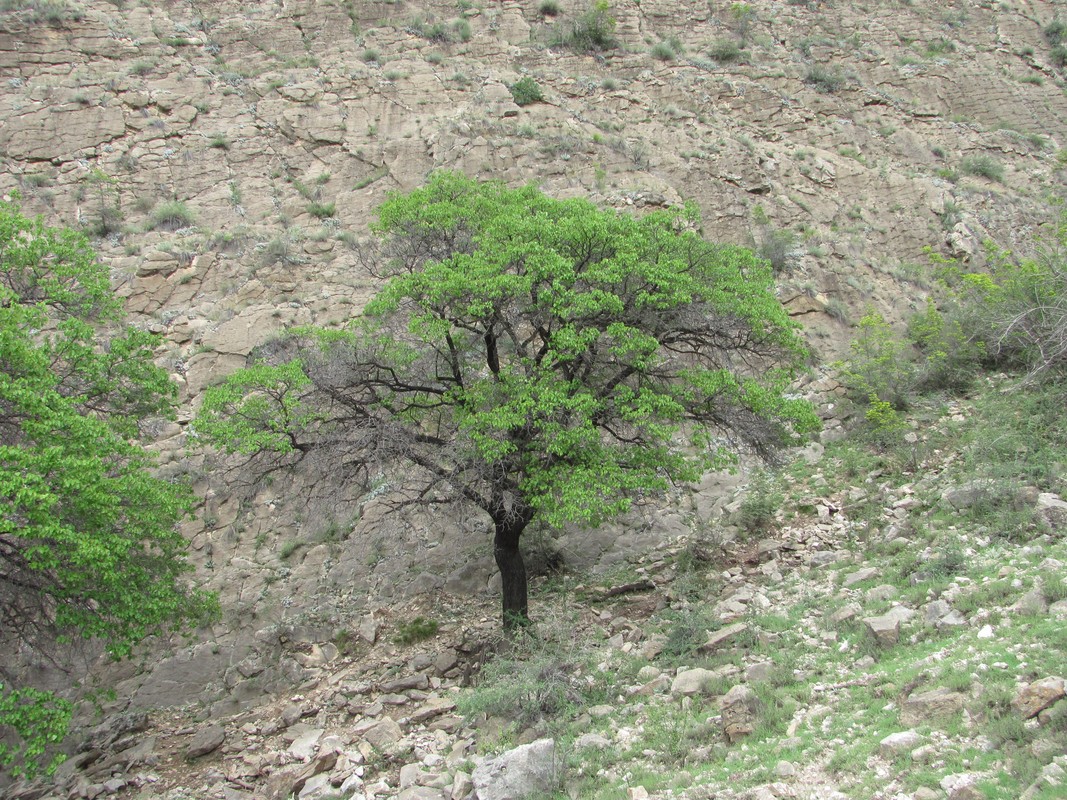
[699,622,749,653]
[670,668,717,697]
[864,613,900,646]
[901,688,966,727]
[472,738,559,800]
[721,685,760,742]
[879,730,922,758]
[1012,677,1066,719]
[184,724,225,759]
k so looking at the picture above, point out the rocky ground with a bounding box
[8,379,1067,800]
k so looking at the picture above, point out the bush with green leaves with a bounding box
[550,0,617,52]
[508,75,544,106]
[838,311,916,409]
[146,200,195,231]
[0,199,216,777]
[959,154,1004,182]
[805,64,845,93]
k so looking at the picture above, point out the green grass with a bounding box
[145,201,195,231]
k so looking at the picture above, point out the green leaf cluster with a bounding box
[0,198,216,777]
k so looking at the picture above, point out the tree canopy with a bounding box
[196,172,819,627]
[0,199,215,777]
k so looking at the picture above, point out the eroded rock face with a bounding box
[471,738,559,800]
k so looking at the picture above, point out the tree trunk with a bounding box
[493,513,531,629]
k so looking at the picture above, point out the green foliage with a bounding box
[509,75,544,106]
[838,311,915,409]
[394,616,439,644]
[146,200,195,231]
[736,468,783,535]
[863,393,906,448]
[0,199,216,777]
[408,15,470,44]
[906,300,983,392]
[933,217,1067,382]
[650,39,680,62]
[0,688,71,778]
[196,172,817,623]
[708,38,745,63]
[805,64,846,93]
[551,0,617,52]
[756,226,800,275]
[306,201,336,218]
[959,154,1004,182]
[1044,19,1067,46]
[538,0,561,17]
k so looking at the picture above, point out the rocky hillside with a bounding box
[1,0,1066,797]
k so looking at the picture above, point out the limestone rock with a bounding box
[864,613,900,646]
[843,567,878,587]
[878,730,922,758]
[1012,677,1066,719]
[721,685,760,742]
[361,717,404,750]
[1036,493,1067,531]
[670,668,717,697]
[699,622,749,653]
[472,738,559,800]
[184,724,225,759]
[901,688,966,727]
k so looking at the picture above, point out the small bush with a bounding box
[361,48,380,63]
[838,311,915,409]
[805,64,845,93]
[736,468,782,536]
[650,41,675,61]
[959,154,1004,182]
[1045,19,1067,46]
[757,227,801,275]
[708,38,744,63]
[146,201,195,231]
[538,0,561,16]
[1052,45,1067,68]
[551,0,616,52]
[394,616,439,644]
[208,135,230,150]
[306,201,336,219]
[509,75,544,106]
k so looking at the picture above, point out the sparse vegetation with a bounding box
[394,616,439,644]
[959,154,1004,182]
[146,200,195,232]
[550,0,616,52]
[805,63,846,93]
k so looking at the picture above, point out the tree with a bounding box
[0,198,215,777]
[195,172,819,627]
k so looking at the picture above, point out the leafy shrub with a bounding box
[509,75,544,106]
[805,64,845,93]
[1045,19,1067,46]
[538,0,561,16]
[959,154,1004,182]
[306,201,336,219]
[146,200,195,231]
[838,311,915,409]
[708,38,744,63]
[736,468,782,535]
[935,217,1067,382]
[757,227,801,275]
[906,300,983,393]
[551,0,616,52]
[650,41,675,61]
[395,616,439,644]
